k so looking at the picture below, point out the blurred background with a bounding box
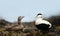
[0,0,60,36]
[0,0,60,22]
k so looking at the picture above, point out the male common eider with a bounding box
[35,13,52,31]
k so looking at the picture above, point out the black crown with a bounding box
[37,13,42,15]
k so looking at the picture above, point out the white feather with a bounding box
[35,14,52,28]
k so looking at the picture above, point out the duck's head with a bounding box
[36,13,43,19]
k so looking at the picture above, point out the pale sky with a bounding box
[0,0,60,22]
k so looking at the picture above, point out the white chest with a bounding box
[35,19,51,25]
